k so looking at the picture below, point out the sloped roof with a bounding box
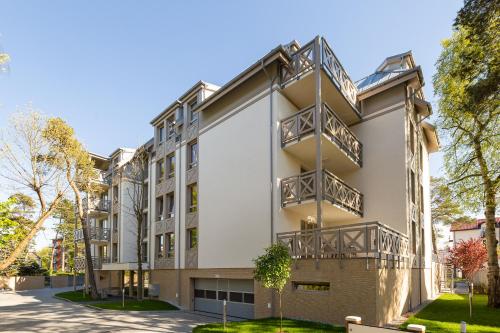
[356,69,411,92]
[450,218,500,232]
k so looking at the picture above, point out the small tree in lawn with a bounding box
[448,238,488,316]
[254,243,292,333]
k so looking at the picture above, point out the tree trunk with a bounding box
[279,291,283,333]
[49,231,60,274]
[0,196,62,270]
[484,189,500,307]
[137,217,143,301]
[66,163,98,300]
[474,139,500,307]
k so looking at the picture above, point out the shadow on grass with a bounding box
[91,299,179,311]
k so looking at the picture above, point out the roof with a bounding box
[450,218,500,232]
[356,51,423,95]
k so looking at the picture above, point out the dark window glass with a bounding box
[243,293,254,304]
[188,184,198,212]
[217,291,228,300]
[188,228,198,249]
[293,282,330,291]
[194,289,205,298]
[166,233,175,257]
[229,292,243,302]
[167,154,175,178]
[189,141,198,168]
[205,290,216,299]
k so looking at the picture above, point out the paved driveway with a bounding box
[0,287,217,332]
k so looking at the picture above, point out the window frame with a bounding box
[187,184,198,213]
[187,227,198,249]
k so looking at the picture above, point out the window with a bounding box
[411,171,416,204]
[187,228,198,249]
[158,125,165,143]
[166,114,175,139]
[156,197,164,221]
[293,282,330,291]
[113,185,119,203]
[419,144,423,168]
[229,292,243,302]
[166,233,175,258]
[188,184,198,212]
[156,234,164,258]
[205,290,216,299]
[157,159,165,182]
[218,291,228,301]
[188,98,198,124]
[412,221,417,254]
[194,289,205,298]
[141,242,148,262]
[167,154,175,178]
[243,293,254,304]
[188,141,198,169]
[409,121,415,154]
[112,214,118,232]
[166,192,175,218]
[420,185,424,213]
[421,227,425,258]
[112,243,118,262]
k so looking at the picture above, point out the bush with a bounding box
[16,261,48,276]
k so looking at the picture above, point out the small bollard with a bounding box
[407,324,426,332]
[345,316,361,331]
[223,299,227,330]
[460,321,467,333]
[122,288,125,308]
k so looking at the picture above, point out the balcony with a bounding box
[281,169,363,220]
[280,37,360,125]
[281,103,362,171]
[74,256,109,270]
[74,227,111,243]
[82,198,110,217]
[277,221,409,262]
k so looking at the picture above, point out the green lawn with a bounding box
[54,290,95,302]
[193,318,344,333]
[401,294,500,333]
[91,299,179,311]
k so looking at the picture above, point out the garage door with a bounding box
[194,278,254,319]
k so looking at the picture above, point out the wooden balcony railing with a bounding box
[82,198,111,213]
[280,103,362,166]
[280,37,358,107]
[74,256,109,270]
[277,221,409,262]
[74,227,111,242]
[281,169,363,216]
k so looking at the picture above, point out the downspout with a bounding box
[260,59,277,245]
[176,134,182,307]
[261,58,277,318]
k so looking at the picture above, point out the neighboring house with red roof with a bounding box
[450,218,500,245]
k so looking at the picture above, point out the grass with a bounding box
[54,290,95,302]
[193,318,344,333]
[401,294,500,333]
[91,299,179,311]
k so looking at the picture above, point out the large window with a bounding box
[188,140,198,169]
[409,121,415,154]
[167,154,175,178]
[188,98,198,124]
[157,159,165,182]
[187,228,198,249]
[166,233,175,258]
[156,234,164,258]
[156,196,164,221]
[158,125,165,143]
[166,192,175,218]
[112,214,118,232]
[188,184,198,212]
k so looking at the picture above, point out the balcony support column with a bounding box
[314,36,323,229]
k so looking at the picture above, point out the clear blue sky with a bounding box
[0,1,462,248]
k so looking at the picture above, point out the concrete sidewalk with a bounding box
[0,287,216,332]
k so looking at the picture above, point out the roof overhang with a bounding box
[194,46,290,113]
[414,97,432,117]
[422,121,439,153]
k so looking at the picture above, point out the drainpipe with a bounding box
[260,59,277,245]
[176,133,182,307]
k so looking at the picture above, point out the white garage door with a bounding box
[194,278,254,319]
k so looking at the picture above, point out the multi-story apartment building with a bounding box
[75,36,439,326]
